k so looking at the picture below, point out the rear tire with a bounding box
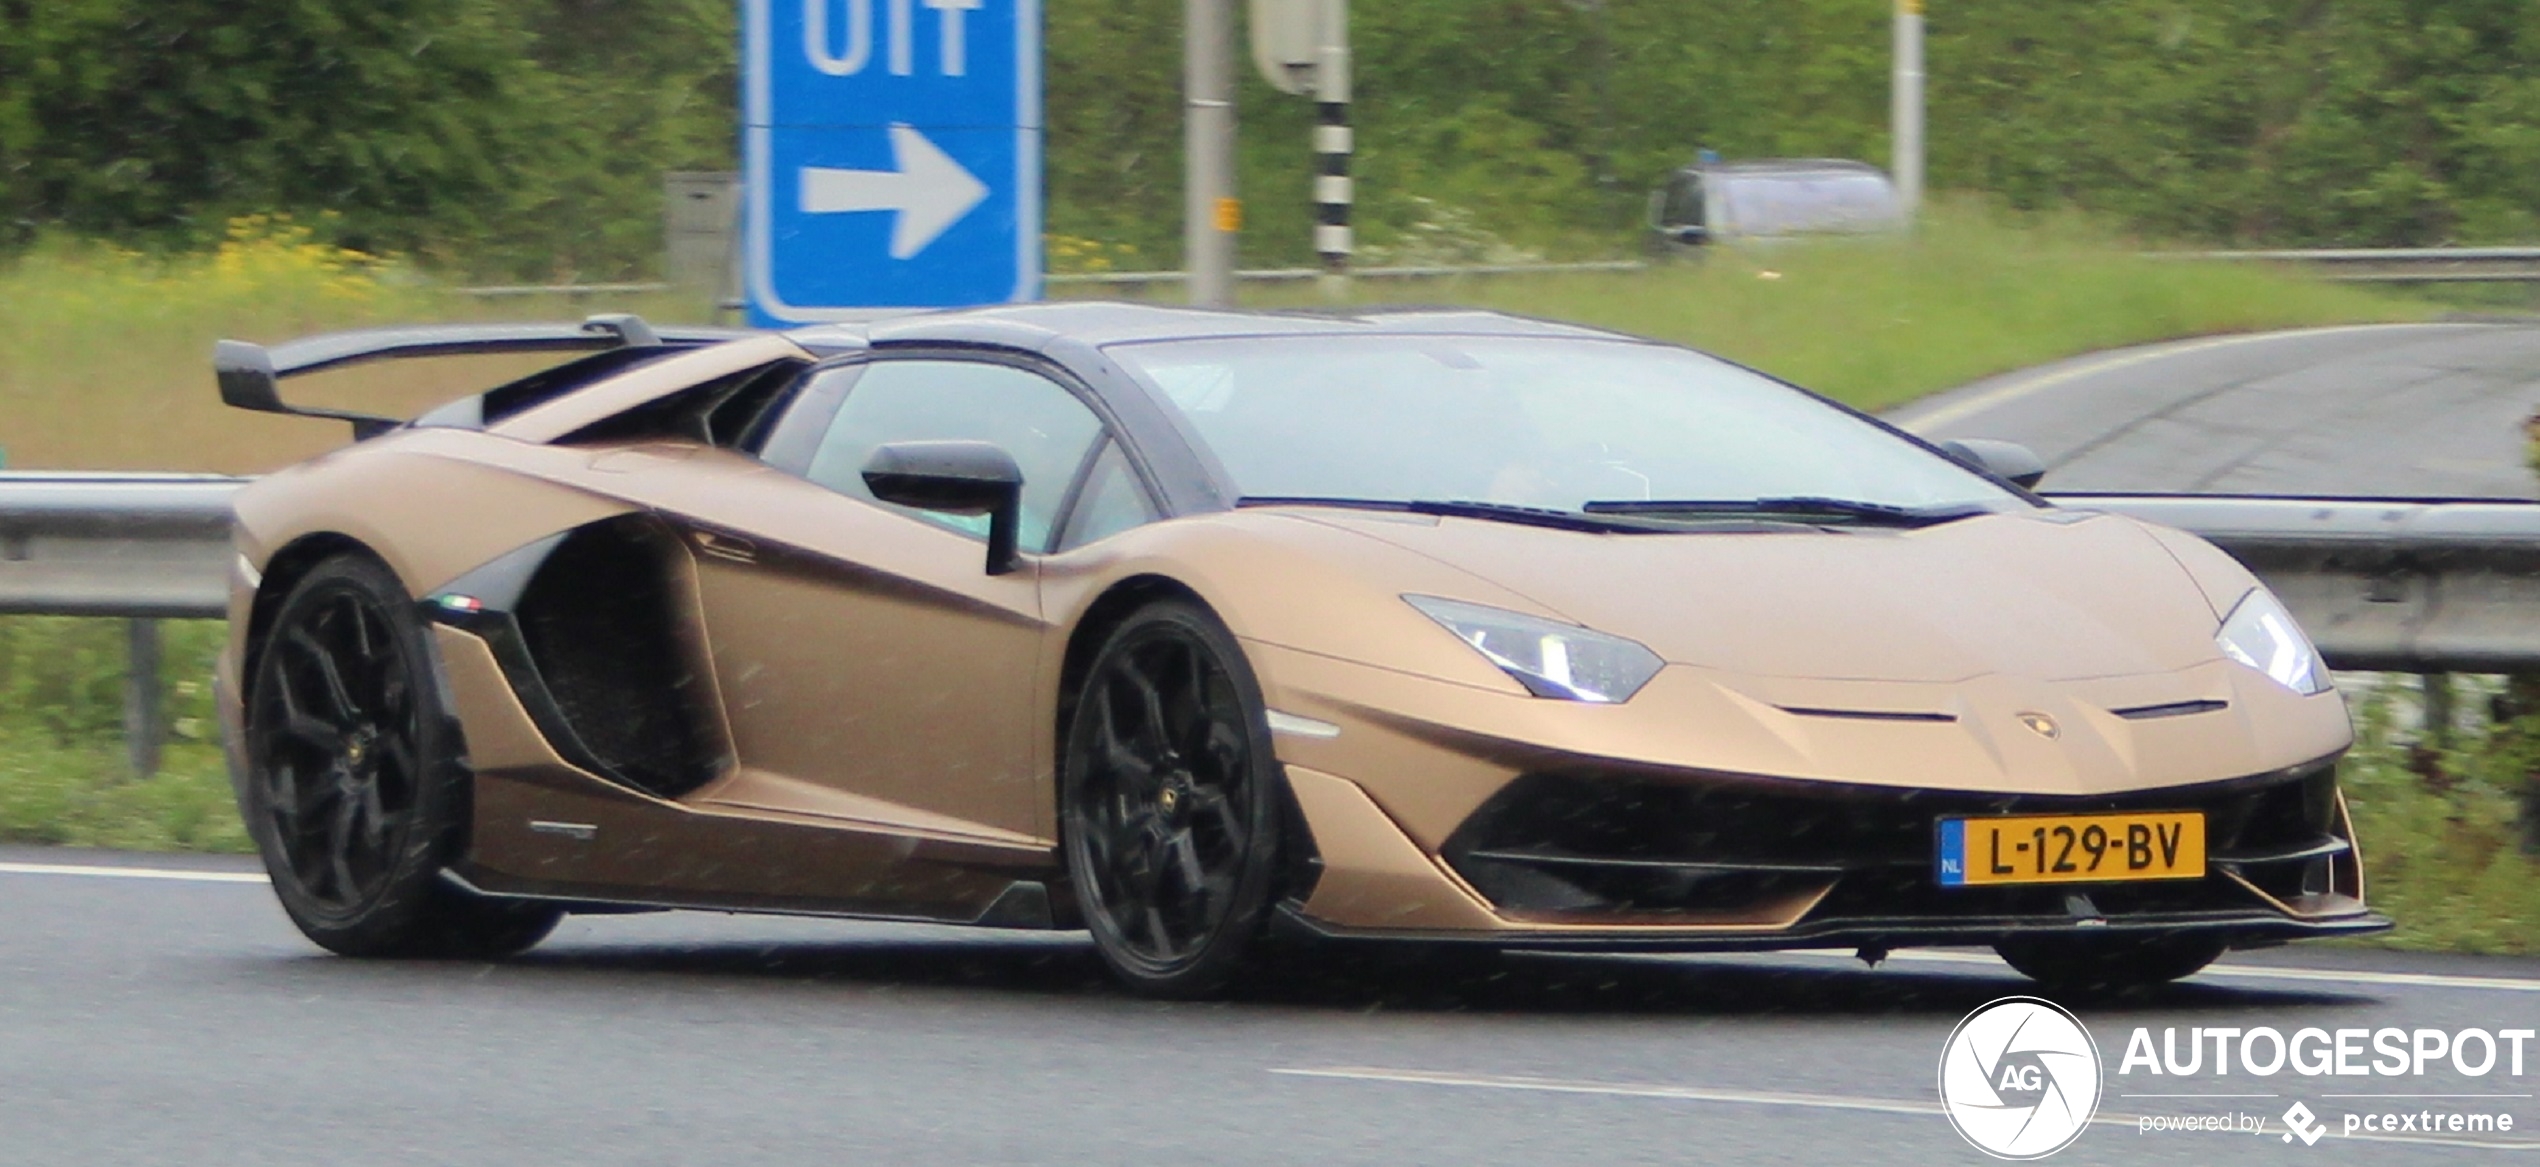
[1061,600,1287,998]
[1994,933,2224,994]
[244,553,562,959]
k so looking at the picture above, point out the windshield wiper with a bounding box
[1238,496,1807,533]
[1581,496,1994,527]
[1242,496,1642,532]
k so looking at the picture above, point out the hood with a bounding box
[1295,508,2227,684]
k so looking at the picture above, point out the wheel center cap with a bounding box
[343,727,376,768]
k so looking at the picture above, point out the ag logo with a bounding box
[1938,996,2102,1159]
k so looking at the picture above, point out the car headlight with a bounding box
[2216,587,2331,695]
[1404,595,1664,703]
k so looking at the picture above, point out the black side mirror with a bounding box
[1940,438,2047,491]
[861,440,1026,575]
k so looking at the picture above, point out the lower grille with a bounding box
[1442,760,2346,924]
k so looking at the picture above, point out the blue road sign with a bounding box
[744,0,1042,323]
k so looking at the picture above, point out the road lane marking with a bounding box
[1858,948,2540,994]
[1272,1066,1941,1119]
[0,861,267,884]
[1272,1067,2540,1152]
[1897,323,2441,435]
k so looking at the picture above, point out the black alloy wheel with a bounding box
[1061,600,1286,997]
[245,553,561,958]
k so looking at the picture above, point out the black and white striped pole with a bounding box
[1311,0,1351,297]
[1251,0,1351,297]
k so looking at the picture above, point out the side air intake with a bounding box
[510,517,726,799]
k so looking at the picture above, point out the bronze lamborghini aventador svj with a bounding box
[211,303,2383,996]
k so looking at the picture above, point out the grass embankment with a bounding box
[1237,207,2432,411]
[0,618,244,852]
[5,207,2431,471]
[7,210,2528,954]
[0,219,715,474]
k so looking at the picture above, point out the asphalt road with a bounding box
[15,325,2540,1165]
[4,849,2534,1166]
[1890,322,2540,498]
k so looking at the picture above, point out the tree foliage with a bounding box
[8,0,2540,276]
[0,0,530,257]
[0,0,731,278]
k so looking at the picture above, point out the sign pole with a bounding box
[1892,0,1925,221]
[1186,0,1239,307]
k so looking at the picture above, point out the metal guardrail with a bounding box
[1043,259,1653,290]
[2153,247,2540,284]
[2067,495,2540,674]
[453,261,1656,300]
[450,246,2540,302]
[1038,247,2540,291]
[0,474,238,619]
[453,281,678,299]
[0,473,241,776]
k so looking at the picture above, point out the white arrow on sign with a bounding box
[798,124,990,260]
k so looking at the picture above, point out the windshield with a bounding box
[1719,170,1903,236]
[1110,335,2028,522]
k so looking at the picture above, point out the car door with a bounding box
[660,352,1117,849]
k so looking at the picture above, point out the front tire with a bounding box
[1061,600,1287,997]
[244,553,561,959]
[1995,933,2225,994]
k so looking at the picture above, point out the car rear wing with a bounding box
[213,314,755,439]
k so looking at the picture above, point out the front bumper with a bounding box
[1281,756,2387,951]
[1277,904,2394,953]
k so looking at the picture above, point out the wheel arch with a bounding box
[244,532,389,682]
[1053,573,1212,763]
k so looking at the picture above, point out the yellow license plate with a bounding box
[1936,812,2205,887]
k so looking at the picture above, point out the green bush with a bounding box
[0,0,734,280]
[2341,677,2540,955]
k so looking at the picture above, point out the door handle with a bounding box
[691,530,757,563]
